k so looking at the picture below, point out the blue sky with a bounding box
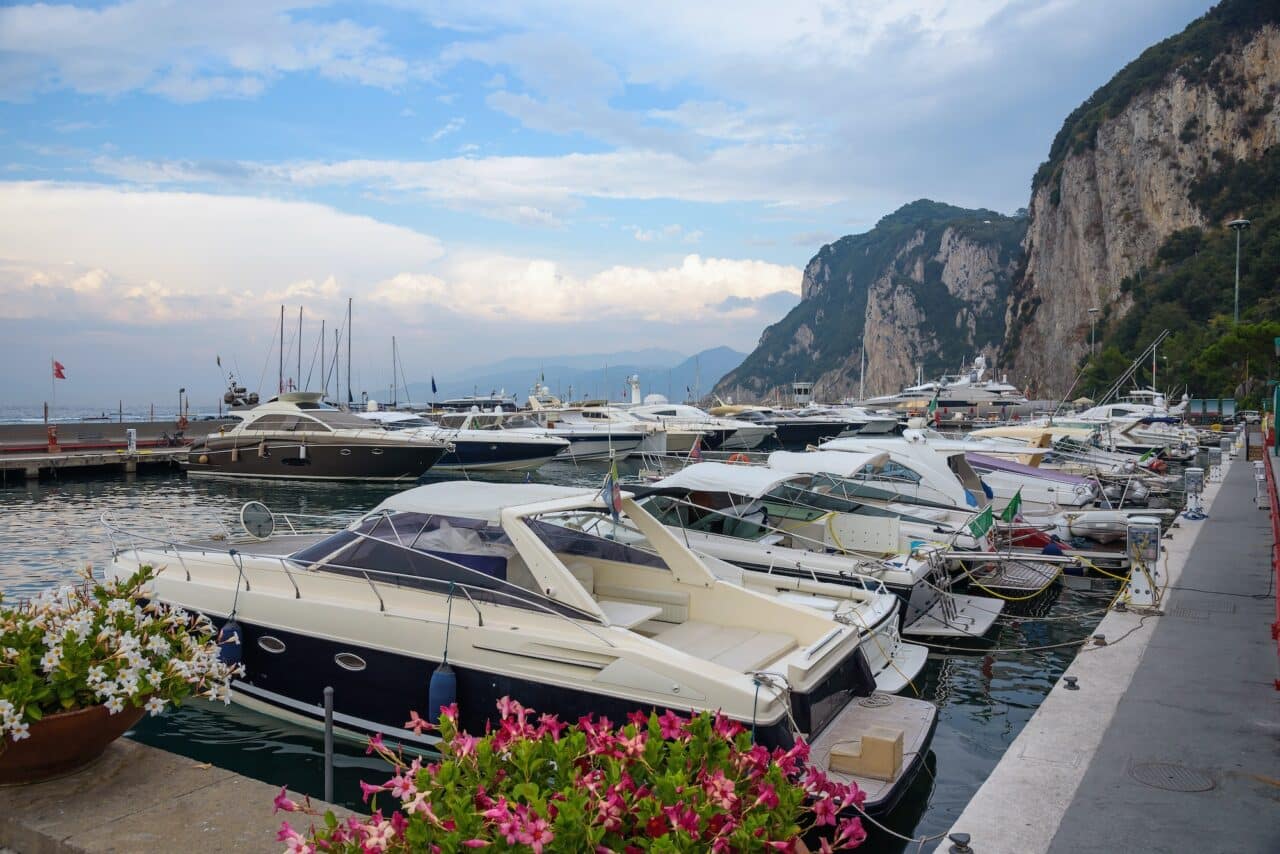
[0,0,1214,405]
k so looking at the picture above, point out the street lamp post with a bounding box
[1088,307,1100,354]
[1229,218,1251,324]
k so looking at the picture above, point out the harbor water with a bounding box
[0,465,1119,851]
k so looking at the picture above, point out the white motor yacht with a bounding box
[104,482,938,814]
[643,462,1003,640]
[358,410,569,473]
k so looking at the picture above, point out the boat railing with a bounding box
[100,510,620,649]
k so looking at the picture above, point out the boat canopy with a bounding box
[654,462,804,499]
[766,450,889,478]
[372,481,602,525]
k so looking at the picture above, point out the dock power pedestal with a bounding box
[1124,515,1164,608]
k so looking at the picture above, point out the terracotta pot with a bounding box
[0,702,147,785]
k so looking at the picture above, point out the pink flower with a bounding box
[595,791,626,831]
[626,709,649,726]
[835,817,867,848]
[388,774,415,799]
[276,821,314,854]
[537,712,566,739]
[359,780,386,803]
[713,712,745,740]
[702,770,737,810]
[751,783,779,810]
[273,786,298,814]
[618,730,647,758]
[452,731,477,758]
[439,702,458,721]
[365,733,385,756]
[404,710,433,735]
[520,814,554,853]
[662,804,700,837]
[495,696,522,720]
[461,841,489,849]
[390,812,408,835]
[656,709,687,740]
[812,795,837,827]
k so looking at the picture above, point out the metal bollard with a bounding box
[323,686,334,804]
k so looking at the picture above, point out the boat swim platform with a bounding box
[946,451,1280,853]
[0,447,187,482]
[0,737,351,853]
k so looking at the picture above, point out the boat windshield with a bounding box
[528,514,669,570]
[288,511,595,619]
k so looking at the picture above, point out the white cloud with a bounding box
[0,0,418,102]
[430,117,466,141]
[0,181,797,327]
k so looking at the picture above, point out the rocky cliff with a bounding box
[1005,3,1280,393]
[714,200,1025,401]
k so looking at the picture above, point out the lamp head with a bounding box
[1228,218,1251,231]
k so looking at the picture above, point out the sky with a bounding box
[0,0,1215,407]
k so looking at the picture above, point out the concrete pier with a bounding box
[0,739,348,853]
[0,448,186,482]
[947,455,1280,852]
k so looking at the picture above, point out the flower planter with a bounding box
[0,703,146,786]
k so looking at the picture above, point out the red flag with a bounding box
[52,361,66,380]
[688,435,702,462]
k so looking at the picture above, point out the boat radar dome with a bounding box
[643,393,669,405]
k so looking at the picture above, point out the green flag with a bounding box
[968,506,994,539]
[1000,489,1022,523]
[927,388,939,415]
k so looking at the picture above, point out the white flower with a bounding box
[87,665,107,684]
[106,598,131,615]
[105,696,125,715]
[40,648,62,673]
[147,669,165,687]
[144,697,166,716]
[9,721,30,741]
[146,636,171,656]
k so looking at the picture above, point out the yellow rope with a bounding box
[1074,555,1130,582]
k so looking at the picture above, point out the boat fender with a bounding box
[428,662,456,724]
[299,444,307,460]
[216,620,243,666]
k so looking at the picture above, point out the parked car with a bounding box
[1237,410,1261,424]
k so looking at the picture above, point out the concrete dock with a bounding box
[0,739,347,853]
[948,454,1280,852]
[0,448,187,481]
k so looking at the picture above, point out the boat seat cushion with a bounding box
[654,620,796,672]
[593,583,688,623]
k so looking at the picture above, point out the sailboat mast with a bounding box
[278,305,284,394]
[346,297,353,405]
[297,306,302,392]
[392,336,397,407]
[321,319,326,399]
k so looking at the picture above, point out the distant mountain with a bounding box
[715,200,1025,402]
[404,346,746,405]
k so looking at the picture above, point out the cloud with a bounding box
[89,144,868,220]
[0,181,798,337]
[429,117,466,141]
[0,0,419,102]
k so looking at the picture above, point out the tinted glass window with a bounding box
[528,519,669,570]
[246,414,290,431]
[310,409,383,429]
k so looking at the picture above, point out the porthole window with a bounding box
[335,652,367,672]
[340,448,352,456]
[258,636,286,654]
[371,448,384,455]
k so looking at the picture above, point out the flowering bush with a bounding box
[0,565,242,744]
[277,697,866,853]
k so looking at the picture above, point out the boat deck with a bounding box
[959,557,1060,594]
[182,533,331,557]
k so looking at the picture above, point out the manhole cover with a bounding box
[1128,762,1215,792]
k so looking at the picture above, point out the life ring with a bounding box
[727,453,750,464]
